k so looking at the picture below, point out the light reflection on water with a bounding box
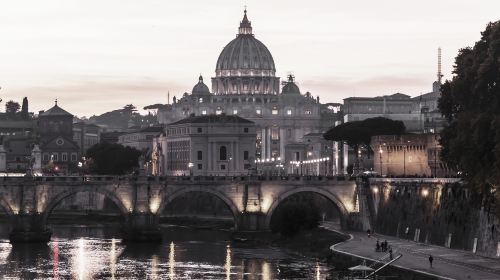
[0,226,331,279]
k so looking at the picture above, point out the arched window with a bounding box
[220,146,227,160]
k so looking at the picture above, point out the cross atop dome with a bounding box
[239,8,252,35]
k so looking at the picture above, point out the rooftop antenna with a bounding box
[437,47,443,84]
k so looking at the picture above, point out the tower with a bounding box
[437,47,443,84]
[432,47,443,93]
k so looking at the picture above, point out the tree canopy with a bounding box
[323,117,406,148]
[89,104,157,129]
[5,100,20,115]
[438,21,500,194]
[86,143,142,175]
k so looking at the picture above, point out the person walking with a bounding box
[389,247,393,260]
[428,255,434,268]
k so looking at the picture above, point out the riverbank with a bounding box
[272,227,349,259]
[331,230,500,280]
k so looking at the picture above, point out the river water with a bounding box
[0,225,333,279]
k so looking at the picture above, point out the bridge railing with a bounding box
[0,174,360,184]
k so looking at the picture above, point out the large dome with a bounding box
[211,10,280,95]
[215,10,276,77]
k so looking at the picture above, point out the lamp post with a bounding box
[379,147,383,176]
[403,145,406,177]
[403,146,406,177]
[188,162,194,176]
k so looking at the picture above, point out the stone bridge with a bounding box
[0,175,365,243]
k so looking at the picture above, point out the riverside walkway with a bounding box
[326,225,500,280]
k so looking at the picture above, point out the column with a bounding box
[279,128,286,158]
[212,142,217,172]
[207,141,212,172]
[0,145,6,172]
[230,141,234,174]
[266,128,271,159]
[261,128,266,159]
[235,141,240,172]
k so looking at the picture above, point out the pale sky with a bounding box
[0,0,499,117]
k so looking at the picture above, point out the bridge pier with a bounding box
[236,212,268,231]
[9,213,52,243]
[122,213,162,242]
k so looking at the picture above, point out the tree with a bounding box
[5,100,20,115]
[438,21,500,207]
[324,117,405,172]
[21,97,28,119]
[86,143,142,175]
[143,103,167,111]
[324,117,406,149]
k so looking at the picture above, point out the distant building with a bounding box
[0,135,36,172]
[343,93,424,132]
[157,10,342,175]
[284,132,334,176]
[100,131,126,144]
[117,126,163,152]
[38,101,80,172]
[370,134,451,177]
[163,114,256,176]
[411,83,445,133]
[73,122,101,155]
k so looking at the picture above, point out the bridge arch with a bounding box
[265,186,349,229]
[0,197,15,221]
[157,186,240,223]
[40,186,130,226]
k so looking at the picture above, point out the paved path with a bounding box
[321,223,500,280]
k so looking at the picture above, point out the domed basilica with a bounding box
[157,10,342,174]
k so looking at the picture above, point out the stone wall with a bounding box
[368,180,500,257]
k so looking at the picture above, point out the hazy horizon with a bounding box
[0,0,499,117]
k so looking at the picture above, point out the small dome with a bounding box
[282,75,301,94]
[192,75,211,95]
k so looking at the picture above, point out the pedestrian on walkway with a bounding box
[428,255,433,268]
[376,240,380,252]
[389,247,393,260]
[367,229,371,238]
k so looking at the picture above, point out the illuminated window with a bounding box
[271,126,279,140]
[199,98,203,103]
[305,110,312,115]
[201,110,207,115]
[233,109,238,115]
[256,109,262,115]
[216,107,223,115]
[272,107,279,115]
[287,109,292,115]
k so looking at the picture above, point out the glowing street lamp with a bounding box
[379,147,383,176]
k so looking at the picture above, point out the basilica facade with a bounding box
[157,10,342,174]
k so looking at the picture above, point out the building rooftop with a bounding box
[39,102,72,117]
[169,114,254,125]
[344,93,411,101]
